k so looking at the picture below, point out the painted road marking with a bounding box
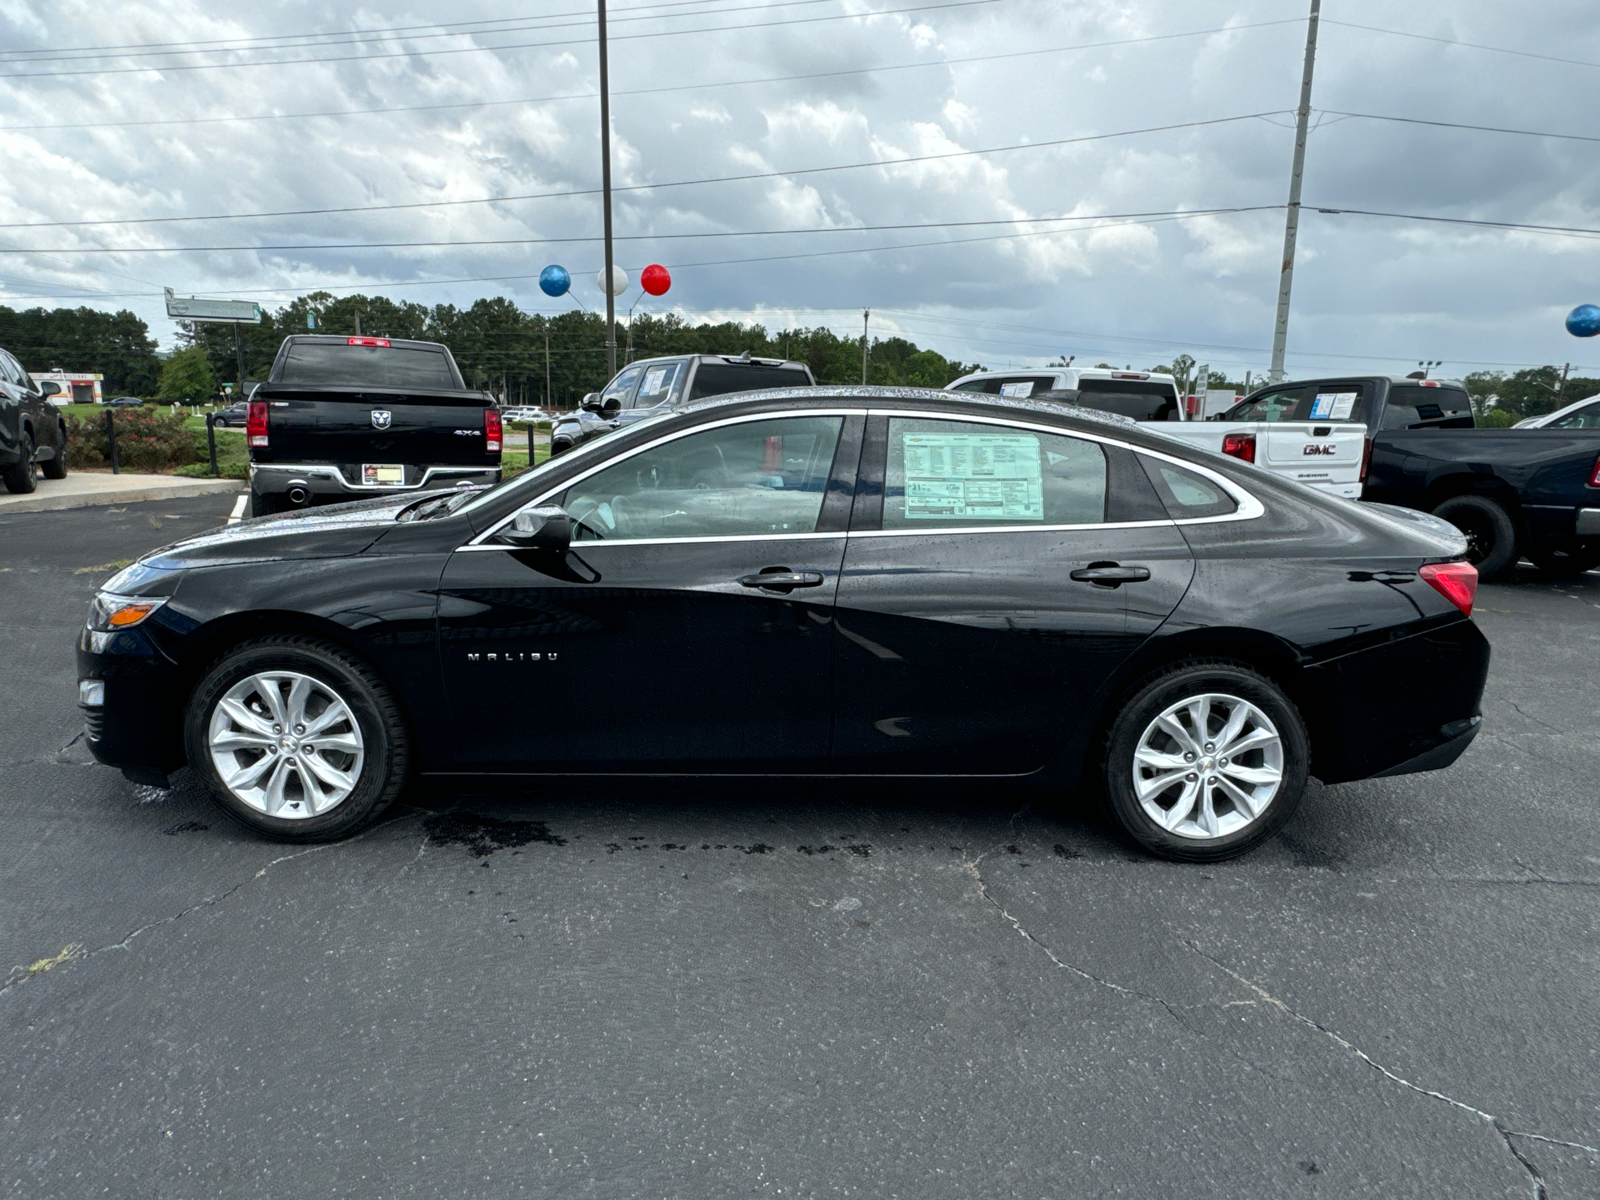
[228,494,247,524]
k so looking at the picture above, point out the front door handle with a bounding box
[738,570,825,591]
[1070,564,1152,587]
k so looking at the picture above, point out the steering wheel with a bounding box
[607,494,642,537]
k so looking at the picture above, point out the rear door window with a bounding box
[1071,380,1181,421]
[881,417,1107,529]
[631,361,684,408]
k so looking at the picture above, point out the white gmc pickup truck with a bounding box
[945,368,1367,498]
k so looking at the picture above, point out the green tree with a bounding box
[157,346,216,402]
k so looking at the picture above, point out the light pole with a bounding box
[1268,0,1321,383]
[861,309,870,384]
[597,0,617,377]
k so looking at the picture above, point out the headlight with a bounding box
[88,592,167,632]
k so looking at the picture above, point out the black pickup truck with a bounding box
[248,335,500,517]
[1228,374,1600,579]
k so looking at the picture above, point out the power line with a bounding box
[0,0,1008,80]
[1320,110,1600,145]
[1310,206,1600,240]
[0,0,844,66]
[0,206,1280,254]
[0,19,1306,133]
[1323,17,1600,72]
[0,113,1290,231]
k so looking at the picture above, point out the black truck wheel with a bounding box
[1,433,37,494]
[1433,495,1517,581]
[250,491,290,518]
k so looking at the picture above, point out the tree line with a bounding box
[0,306,161,395]
[169,292,981,405]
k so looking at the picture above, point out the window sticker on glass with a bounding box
[1310,391,1358,420]
[997,381,1035,398]
[901,432,1043,520]
[640,366,667,395]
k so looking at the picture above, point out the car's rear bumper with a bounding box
[1305,617,1490,784]
[249,462,499,500]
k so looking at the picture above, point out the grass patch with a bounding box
[173,427,249,479]
[22,943,84,978]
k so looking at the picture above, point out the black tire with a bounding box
[1432,495,1517,581]
[40,425,68,479]
[1527,544,1600,578]
[1101,660,1310,862]
[183,635,410,841]
[1,433,37,493]
[250,490,289,518]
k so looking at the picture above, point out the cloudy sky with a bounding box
[0,0,1597,380]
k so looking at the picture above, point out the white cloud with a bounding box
[0,0,1594,377]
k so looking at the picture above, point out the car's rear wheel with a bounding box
[250,491,289,518]
[183,636,409,841]
[1432,495,1517,581]
[1102,661,1309,862]
[1527,544,1600,577]
[2,433,38,493]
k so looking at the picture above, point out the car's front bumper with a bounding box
[77,623,183,784]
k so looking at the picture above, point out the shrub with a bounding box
[1478,408,1515,428]
[65,409,201,471]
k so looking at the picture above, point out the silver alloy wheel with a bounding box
[207,670,365,819]
[1132,692,1284,841]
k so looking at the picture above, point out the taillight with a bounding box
[1360,435,1373,483]
[1589,453,1600,488]
[484,407,502,453]
[1420,561,1478,616]
[1222,432,1256,463]
[247,401,268,448]
[348,337,390,347]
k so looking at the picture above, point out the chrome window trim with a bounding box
[467,407,862,546]
[867,407,1264,526]
[455,530,846,552]
[462,403,1264,551]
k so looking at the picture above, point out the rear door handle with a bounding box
[738,571,825,590]
[1070,564,1152,586]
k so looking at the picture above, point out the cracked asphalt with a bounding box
[2,495,1597,1198]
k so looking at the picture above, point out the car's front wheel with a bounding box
[183,636,409,841]
[1102,661,1309,862]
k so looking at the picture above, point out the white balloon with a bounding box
[597,265,628,296]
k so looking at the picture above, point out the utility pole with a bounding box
[1268,0,1321,383]
[232,321,247,395]
[861,309,870,384]
[1558,361,1571,406]
[544,330,552,408]
[597,0,617,377]
[354,312,362,337]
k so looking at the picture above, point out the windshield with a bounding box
[449,409,678,520]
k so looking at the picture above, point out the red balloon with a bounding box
[640,263,671,296]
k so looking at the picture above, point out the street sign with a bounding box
[164,287,263,323]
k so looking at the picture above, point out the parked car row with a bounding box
[0,348,68,494]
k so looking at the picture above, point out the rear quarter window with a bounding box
[1139,456,1238,519]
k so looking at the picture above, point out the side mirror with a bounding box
[580,393,604,414]
[496,505,572,553]
[601,396,621,418]
[38,381,60,397]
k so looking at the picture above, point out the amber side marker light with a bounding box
[1419,561,1478,616]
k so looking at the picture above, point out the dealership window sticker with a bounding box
[1310,391,1358,420]
[901,432,1044,520]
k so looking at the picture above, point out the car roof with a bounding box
[623,353,807,368]
[282,334,449,352]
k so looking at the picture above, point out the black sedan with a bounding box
[77,387,1489,861]
[210,400,251,427]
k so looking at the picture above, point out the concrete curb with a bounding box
[0,476,243,514]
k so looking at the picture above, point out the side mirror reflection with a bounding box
[496,505,573,553]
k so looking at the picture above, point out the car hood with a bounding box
[139,493,432,569]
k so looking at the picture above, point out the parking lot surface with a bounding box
[2,496,1597,1198]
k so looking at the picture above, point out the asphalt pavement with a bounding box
[1,496,1596,1199]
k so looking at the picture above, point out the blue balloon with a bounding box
[539,264,571,298]
[1566,304,1600,337]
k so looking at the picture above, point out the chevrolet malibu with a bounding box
[79,387,1489,861]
